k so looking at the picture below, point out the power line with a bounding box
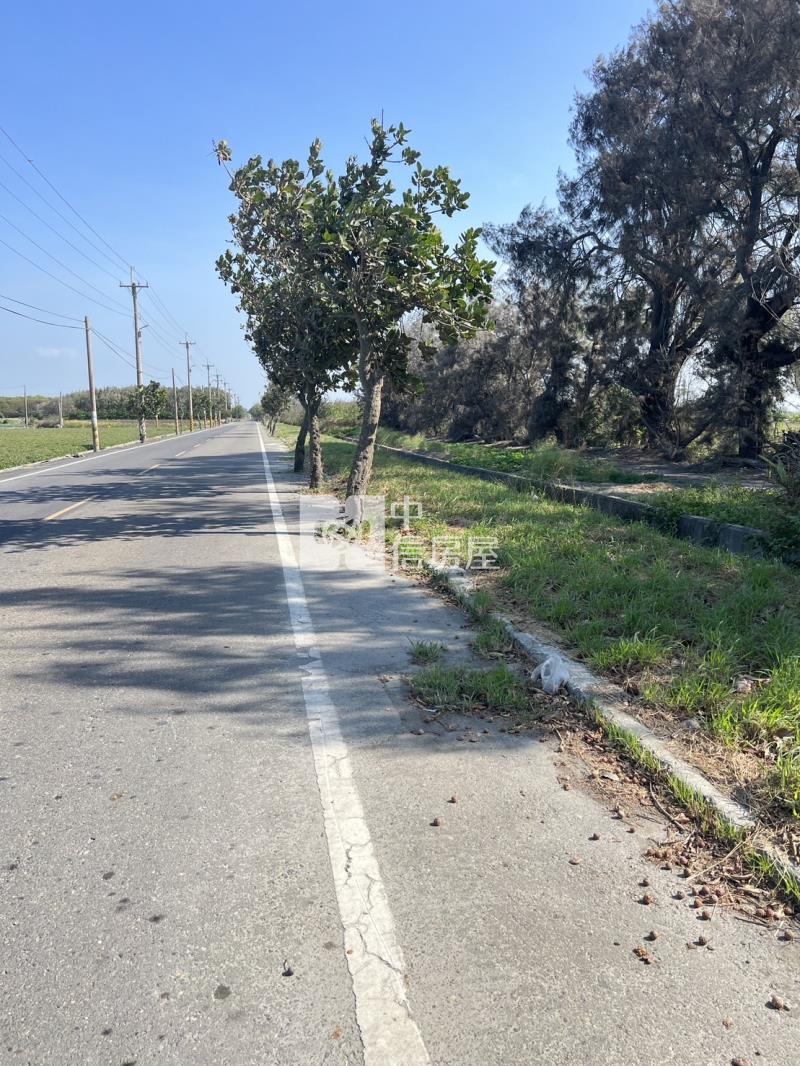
[92,328,138,372]
[0,210,129,311]
[0,125,131,272]
[140,289,182,338]
[0,292,82,321]
[0,302,82,329]
[145,284,188,337]
[0,175,120,282]
[0,234,130,317]
[0,147,125,275]
[0,127,210,385]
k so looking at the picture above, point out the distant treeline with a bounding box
[0,385,234,424]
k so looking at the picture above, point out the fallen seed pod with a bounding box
[768,994,789,1011]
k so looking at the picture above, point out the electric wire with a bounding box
[0,125,131,272]
[0,211,129,311]
[0,235,130,317]
[0,303,82,329]
[0,292,83,321]
[0,176,121,282]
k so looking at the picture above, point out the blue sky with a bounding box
[1,0,653,406]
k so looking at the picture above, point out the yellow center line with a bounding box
[43,497,94,523]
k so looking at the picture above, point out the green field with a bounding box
[280,425,800,823]
[0,420,179,470]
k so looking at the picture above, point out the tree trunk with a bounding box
[735,356,772,460]
[309,406,323,489]
[294,406,309,472]
[639,388,674,452]
[346,326,384,497]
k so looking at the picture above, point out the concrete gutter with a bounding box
[339,435,772,561]
[431,562,800,898]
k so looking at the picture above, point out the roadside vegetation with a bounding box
[293,405,799,556]
[0,420,176,469]
[410,663,541,721]
[281,428,800,823]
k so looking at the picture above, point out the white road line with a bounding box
[256,425,430,1066]
[0,426,221,486]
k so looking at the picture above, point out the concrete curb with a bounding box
[430,562,800,896]
[336,435,771,561]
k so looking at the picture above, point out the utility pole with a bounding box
[171,368,180,435]
[84,316,100,451]
[181,338,195,431]
[215,373,222,424]
[203,361,213,428]
[120,271,149,442]
[23,385,28,428]
[58,392,63,428]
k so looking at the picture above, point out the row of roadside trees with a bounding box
[219,0,800,477]
[1,384,244,425]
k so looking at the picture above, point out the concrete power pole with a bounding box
[58,393,63,428]
[181,338,195,431]
[171,368,180,435]
[215,373,222,424]
[120,273,149,442]
[84,316,100,452]
[203,362,213,428]
[23,385,28,428]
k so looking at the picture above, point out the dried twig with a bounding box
[648,783,688,831]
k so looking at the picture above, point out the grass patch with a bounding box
[0,420,178,469]
[410,664,540,719]
[473,618,515,656]
[649,482,800,557]
[292,427,800,821]
[407,640,445,665]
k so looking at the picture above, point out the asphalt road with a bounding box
[1,423,798,1065]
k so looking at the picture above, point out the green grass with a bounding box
[407,640,445,665]
[649,482,799,555]
[311,409,655,485]
[473,618,515,655]
[0,420,179,470]
[283,425,800,820]
[411,663,541,719]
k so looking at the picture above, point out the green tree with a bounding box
[260,382,289,435]
[217,121,494,494]
[309,121,494,495]
[144,381,168,427]
[218,147,358,486]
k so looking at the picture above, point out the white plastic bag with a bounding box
[531,654,570,695]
